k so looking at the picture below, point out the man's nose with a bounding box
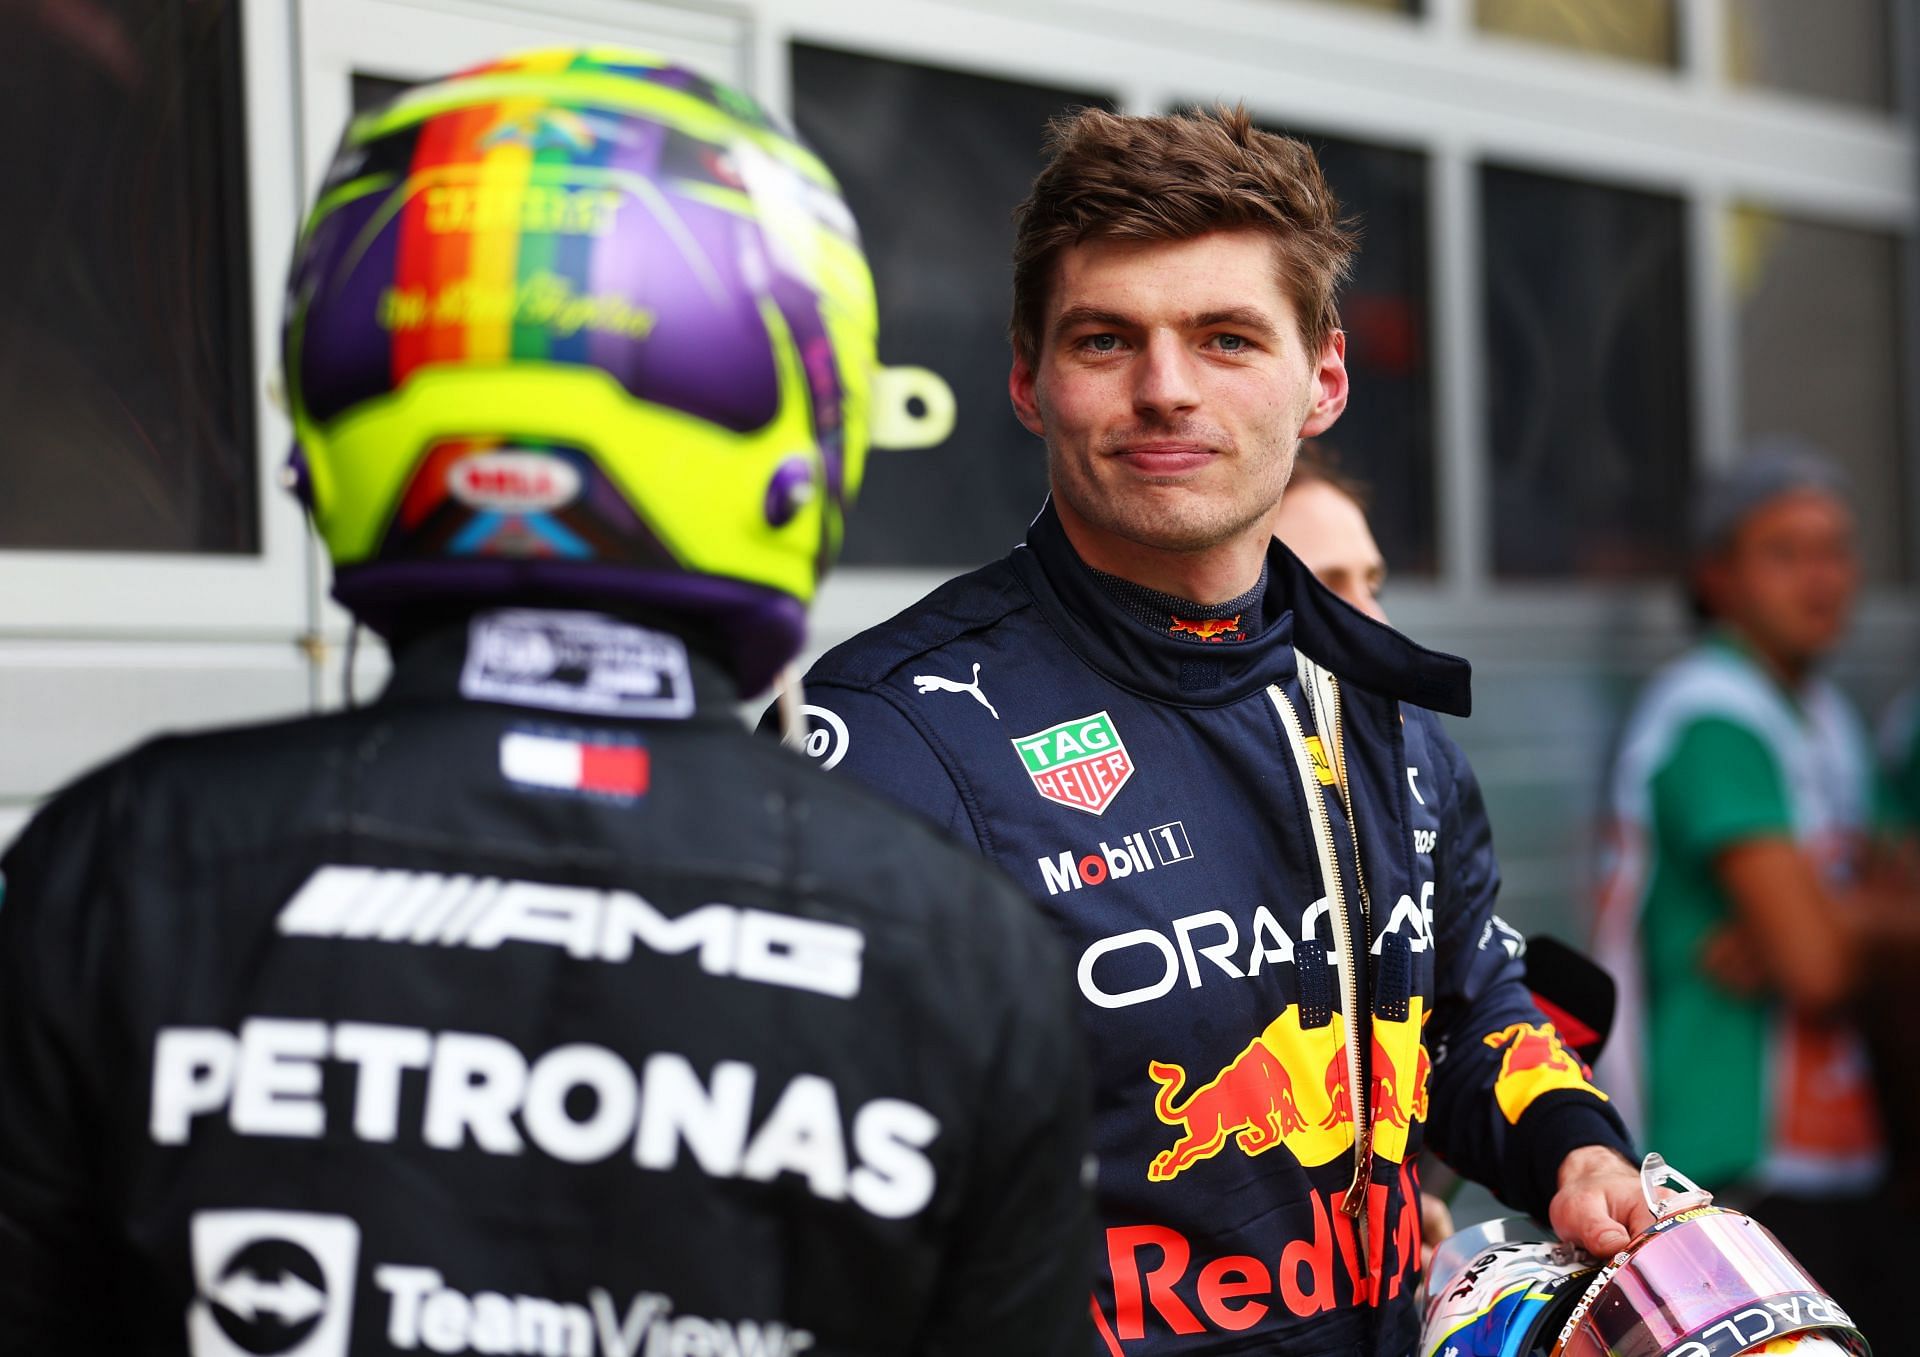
[1133,333,1201,419]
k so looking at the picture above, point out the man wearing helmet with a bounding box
[786,107,1647,1356]
[0,52,1092,1354]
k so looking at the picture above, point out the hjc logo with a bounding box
[188,1210,360,1357]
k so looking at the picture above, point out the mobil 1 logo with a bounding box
[188,1211,360,1357]
[1038,821,1195,896]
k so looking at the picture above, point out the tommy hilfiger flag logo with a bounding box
[1011,711,1134,815]
[500,731,650,800]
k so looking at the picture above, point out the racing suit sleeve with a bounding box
[1419,722,1633,1220]
[920,872,1095,1355]
[759,680,984,852]
[0,771,120,1348]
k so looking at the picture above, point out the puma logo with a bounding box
[912,662,999,719]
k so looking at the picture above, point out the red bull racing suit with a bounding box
[0,608,1093,1356]
[781,503,1632,1356]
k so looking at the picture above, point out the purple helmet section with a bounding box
[295,114,786,434]
[584,167,780,433]
[293,190,402,424]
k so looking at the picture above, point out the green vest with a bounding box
[1595,634,1884,1193]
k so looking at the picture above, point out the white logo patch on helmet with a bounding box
[447,450,582,513]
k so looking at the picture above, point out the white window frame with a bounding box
[0,1,310,637]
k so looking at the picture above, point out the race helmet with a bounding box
[1421,1156,1871,1357]
[283,48,944,692]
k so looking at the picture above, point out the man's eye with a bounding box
[1084,334,1120,353]
[1213,334,1248,352]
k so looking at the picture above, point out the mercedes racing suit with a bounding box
[0,608,1092,1356]
[782,503,1632,1357]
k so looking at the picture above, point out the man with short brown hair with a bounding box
[783,107,1643,1356]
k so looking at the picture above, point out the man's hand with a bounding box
[1548,1145,1654,1258]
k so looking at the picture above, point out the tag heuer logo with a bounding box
[1011,711,1134,815]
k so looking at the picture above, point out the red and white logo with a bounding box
[1037,822,1194,896]
[448,451,581,513]
[1011,711,1134,815]
[501,731,649,799]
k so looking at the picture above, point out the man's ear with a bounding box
[1009,351,1046,438]
[1299,329,1349,438]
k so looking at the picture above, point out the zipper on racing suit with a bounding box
[1268,662,1374,1260]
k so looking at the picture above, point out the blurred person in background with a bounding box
[784,106,1645,1357]
[1593,442,1910,1340]
[0,51,1093,1354]
[1270,440,1388,625]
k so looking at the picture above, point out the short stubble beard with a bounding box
[1046,440,1295,556]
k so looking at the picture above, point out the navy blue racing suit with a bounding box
[777,503,1631,1356]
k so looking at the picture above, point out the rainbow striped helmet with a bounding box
[284,49,884,692]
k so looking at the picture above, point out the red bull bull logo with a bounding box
[1482,1020,1608,1124]
[1370,1032,1409,1131]
[1319,1049,1353,1131]
[1146,1009,1353,1181]
[1368,1003,1428,1164]
[1168,615,1245,643]
[1148,1004,1434,1184]
[1146,1043,1307,1181]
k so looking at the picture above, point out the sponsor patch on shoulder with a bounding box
[462,610,694,718]
[797,704,849,769]
[501,728,650,801]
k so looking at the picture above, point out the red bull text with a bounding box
[1091,1166,1426,1352]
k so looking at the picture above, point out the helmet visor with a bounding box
[1552,1209,1868,1357]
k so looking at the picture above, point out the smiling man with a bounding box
[783,107,1643,1356]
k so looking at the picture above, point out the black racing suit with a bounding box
[0,608,1093,1357]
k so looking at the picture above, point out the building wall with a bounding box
[4,0,1915,954]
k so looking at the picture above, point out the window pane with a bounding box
[1481,166,1692,578]
[0,1,257,554]
[1725,0,1893,109]
[1476,0,1678,68]
[1282,131,1435,575]
[1733,208,1907,581]
[791,44,1112,567]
